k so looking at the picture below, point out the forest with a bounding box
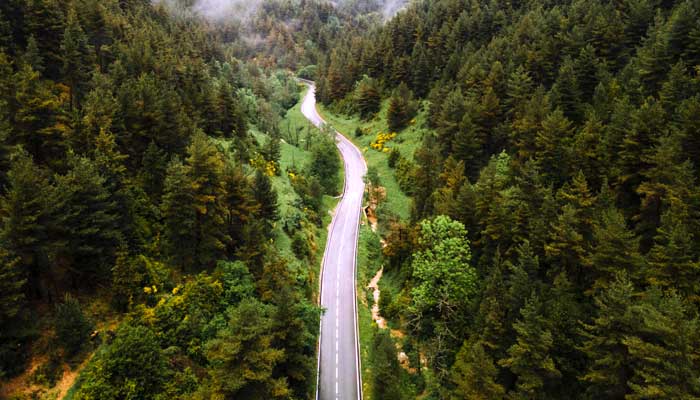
[2,0,700,399]
[0,0,353,398]
[315,0,700,398]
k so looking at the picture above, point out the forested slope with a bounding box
[0,1,343,399]
[316,0,700,398]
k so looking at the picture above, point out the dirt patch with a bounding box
[367,267,386,329]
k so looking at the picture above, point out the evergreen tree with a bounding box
[253,169,279,238]
[387,82,415,132]
[161,158,197,270]
[61,6,94,110]
[534,109,574,186]
[20,35,44,74]
[1,149,51,298]
[624,288,700,399]
[13,63,68,165]
[451,340,506,400]
[205,298,288,399]
[0,245,24,326]
[51,155,120,283]
[186,131,229,267]
[356,76,381,119]
[586,208,646,294]
[25,0,65,79]
[499,294,561,399]
[222,162,255,255]
[580,273,636,399]
[371,330,403,400]
[647,206,700,303]
[0,53,14,191]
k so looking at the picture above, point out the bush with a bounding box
[54,295,93,357]
[291,232,312,261]
[296,65,317,80]
[387,148,401,168]
[75,324,168,400]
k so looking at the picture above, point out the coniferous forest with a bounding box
[1,0,700,399]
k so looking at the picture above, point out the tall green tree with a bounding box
[161,158,197,270]
[451,340,506,400]
[1,149,51,298]
[205,298,288,399]
[371,330,403,400]
[61,6,93,110]
[499,294,561,399]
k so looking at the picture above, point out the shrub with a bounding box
[54,295,93,357]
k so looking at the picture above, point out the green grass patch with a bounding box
[316,100,429,222]
[355,224,383,400]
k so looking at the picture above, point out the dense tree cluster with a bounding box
[318,0,700,398]
[0,1,340,397]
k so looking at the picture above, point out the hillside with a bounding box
[315,0,700,398]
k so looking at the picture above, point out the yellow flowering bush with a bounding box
[370,132,397,151]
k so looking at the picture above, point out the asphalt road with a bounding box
[301,82,366,400]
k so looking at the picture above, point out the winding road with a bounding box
[301,82,366,400]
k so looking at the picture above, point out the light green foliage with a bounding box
[410,216,476,331]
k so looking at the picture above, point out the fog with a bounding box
[156,0,406,22]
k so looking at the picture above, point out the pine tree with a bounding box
[647,206,700,303]
[534,109,574,186]
[0,9,10,50]
[140,142,168,199]
[411,41,432,97]
[186,131,229,267]
[161,158,197,270]
[51,155,120,283]
[545,205,586,283]
[371,330,402,400]
[20,35,44,74]
[80,72,118,153]
[0,245,24,325]
[624,289,700,399]
[356,76,381,119]
[253,169,279,238]
[222,162,255,255]
[0,53,14,191]
[61,6,94,110]
[13,63,69,165]
[1,149,51,298]
[436,87,466,153]
[413,133,442,219]
[387,82,415,132]
[499,294,561,399]
[451,340,506,400]
[25,0,65,79]
[205,299,288,399]
[551,57,582,122]
[586,208,646,294]
[580,273,636,399]
[636,133,695,250]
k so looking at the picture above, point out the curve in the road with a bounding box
[301,82,366,400]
